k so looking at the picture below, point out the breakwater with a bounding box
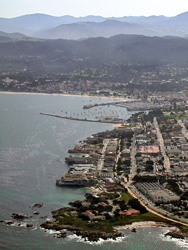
[83,101,130,109]
[40,112,123,124]
[83,100,167,111]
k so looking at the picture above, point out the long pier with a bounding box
[40,112,123,124]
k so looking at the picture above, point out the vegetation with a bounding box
[55,211,174,233]
[120,192,132,204]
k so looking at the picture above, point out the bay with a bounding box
[0,93,187,250]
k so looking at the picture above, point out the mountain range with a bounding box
[0,12,188,39]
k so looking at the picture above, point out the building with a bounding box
[119,208,140,216]
[135,182,180,203]
[139,145,159,154]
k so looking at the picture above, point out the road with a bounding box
[153,117,171,173]
[96,139,110,171]
[121,181,188,227]
[178,120,188,140]
[114,139,121,174]
[129,134,137,183]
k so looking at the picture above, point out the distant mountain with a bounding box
[0,31,28,43]
[1,12,188,38]
[114,15,168,24]
[0,14,107,35]
[34,20,159,40]
[0,31,27,38]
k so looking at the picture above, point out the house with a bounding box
[74,145,83,151]
[98,202,108,207]
[93,215,106,221]
[127,208,140,215]
[81,202,91,208]
[70,211,78,216]
[83,211,95,220]
[139,145,159,154]
[119,208,140,216]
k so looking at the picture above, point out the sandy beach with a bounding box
[0,91,135,101]
[115,221,178,231]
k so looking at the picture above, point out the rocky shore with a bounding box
[41,221,123,241]
[165,230,187,240]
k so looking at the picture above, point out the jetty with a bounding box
[40,112,123,124]
[83,100,169,111]
[83,101,130,109]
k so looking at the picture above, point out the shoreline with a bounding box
[115,221,177,231]
[40,219,183,242]
[0,91,135,101]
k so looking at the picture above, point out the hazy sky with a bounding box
[1,0,188,18]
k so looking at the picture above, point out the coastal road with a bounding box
[122,182,188,227]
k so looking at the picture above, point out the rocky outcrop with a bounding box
[41,221,78,231]
[33,211,40,215]
[33,203,44,208]
[40,221,123,241]
[56,232,67,238]
[75,230,123,241]
[26,224,33,228]
[11,213,28,219]
[6,221,14,225]
[165,231,185,239]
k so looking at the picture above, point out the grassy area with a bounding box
[54,191,188,235]
[163,111,188,120]
[107,212,169,228]
[57,212,174,233]
[120,192,133,203]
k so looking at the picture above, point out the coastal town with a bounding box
[2,90,188,241]
[38,97,188,241]
[2,7,188,249]
[2,63,188,241]
[1,63,188,100]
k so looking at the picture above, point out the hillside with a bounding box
[35,20,158,40]
[1,35,188,74]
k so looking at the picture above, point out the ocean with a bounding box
[0,93,188,250]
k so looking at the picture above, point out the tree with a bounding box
[128,199,147,214]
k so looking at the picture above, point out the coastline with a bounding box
[115,221,177,231]
[0,91,133,101]
[40,218,185,242]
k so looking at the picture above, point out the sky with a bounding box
[1,0,188,18]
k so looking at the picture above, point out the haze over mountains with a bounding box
[0,12,188,39]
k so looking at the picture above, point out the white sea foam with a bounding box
[159,229,188,248]
[66,233,127,245]
[31,226,38,231]
[47,229,61,235]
